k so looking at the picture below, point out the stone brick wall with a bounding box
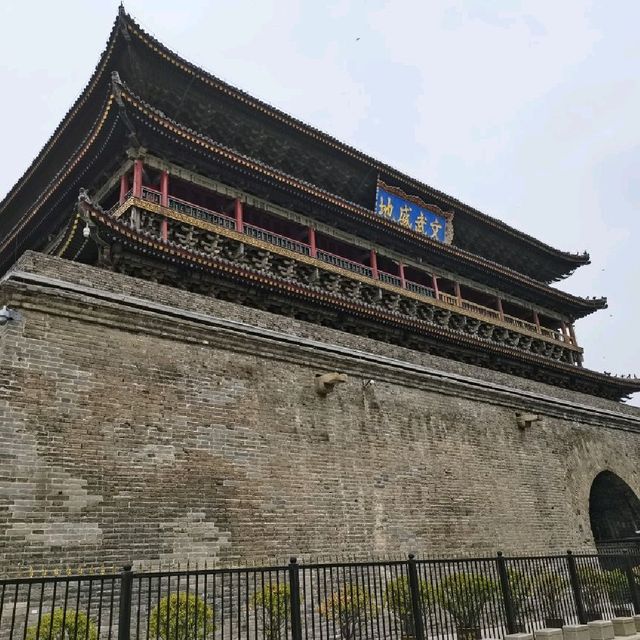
[1,252,639,574]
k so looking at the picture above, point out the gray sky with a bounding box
[1,0,638,402]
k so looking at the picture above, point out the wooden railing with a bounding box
[125,187,572,346]
[503,314,539,333]
[540,326,563,341]
[317,249,373,277]
[243,223,311,256]
[461,299,501,320]
[406,281,436,298]
[168,194,236,230]
[141,186,161,204]
[439,292,459,306]
[378,270,402,287]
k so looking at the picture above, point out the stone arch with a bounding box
[589,470,640,545]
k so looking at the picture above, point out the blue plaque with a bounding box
[374,182,453,244]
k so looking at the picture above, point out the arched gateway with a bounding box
[589,471,640,551]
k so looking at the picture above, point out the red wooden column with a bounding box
[454,281,462,304]
[160,170,169,207]
[132,159,143,198]
[370,249,378,279]
[234,198,244,232]
[561,321,569,343]
[496,297,504,320]
[533,310,541,332]
[569,323,578,347]
[432,275,440,299]
[398,262,406,288]
[308,227,317,258]
[119,173,129,204]
[160,170,169,241]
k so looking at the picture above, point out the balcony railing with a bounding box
[439,292,459,306]
[406,281,436,298]
[243,223,311,256]
[168,194,236,230]
[317,249,373,277]
[504,314,539,333]
[378,270,402,287]
[540,326,564,341]
[141,186,161,205]
[123,187,571,345]
[461,299,502,320]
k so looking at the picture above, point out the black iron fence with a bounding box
[1,551,639,640]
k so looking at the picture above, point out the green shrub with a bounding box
[431,572,497,631]
[532,570,568,619]
[507,569,533,626]
[148,593,214,640]
[319,583,376,639]
[383,575,428,638]
[577,566,605,613]
[26,609,97,640]
[252,582,290,640]
[602,569,633,607]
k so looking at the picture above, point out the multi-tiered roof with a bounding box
[1,9,637,400]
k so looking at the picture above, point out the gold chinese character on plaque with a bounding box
[399,205,412,228]
[378,196,393,218]
[414,212,427,234]
[429,220,443,239]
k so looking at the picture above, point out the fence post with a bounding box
[496,552,517,634]
[407,554,426,640]
[624,556,640,614]
[118,564,133,640]
[288,557,303,640]
[566,550,587,624]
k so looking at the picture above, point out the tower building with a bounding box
[1,10,639,571]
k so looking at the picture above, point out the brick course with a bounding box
[1,252,639,575]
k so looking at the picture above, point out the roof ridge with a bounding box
[120,10,590,268]
[116,80,606,313]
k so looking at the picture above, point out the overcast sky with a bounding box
[1,0,638,402]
